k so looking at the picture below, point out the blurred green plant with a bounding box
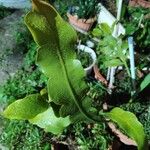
[73,123,113,150]
[0,120,52,150]
[124,7,150,53]
[121,101,150,140]
[69,0,100,19]
[54,0,70,18]
[92,23,130,76]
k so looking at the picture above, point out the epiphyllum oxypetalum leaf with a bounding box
[107,107,148,150]
[25,0,96,121]
[140,74,150,92]
[3,94,48,120]
[29,107,71,135]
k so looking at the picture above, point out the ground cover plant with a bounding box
[1,1,149,150]
[0,37,51,149]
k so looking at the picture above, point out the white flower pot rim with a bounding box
[77,44,97,73]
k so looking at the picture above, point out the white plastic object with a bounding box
[116,0,123,20]
[86,40,95,48]
[113,0,123,37]
[97,3,125,37]
[77,44,97,75]
[108,0,123,90]
[128,37,136,80]
[107,67,111,81]
[108,67,116,89]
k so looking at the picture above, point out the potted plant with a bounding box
[92,22,150,147]
[77,44,97,75]
[2,1,149,150]
[67,0,100,33]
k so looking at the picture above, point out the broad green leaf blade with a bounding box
[25,0,96,122]
[25,0,76,59]
[25,11,53,46]
[104,59,123,67]
[29,107,71,135]
[106,107,147,150]
[92,28,103,37]
[3,94,48,120]
[140,74,150,92]
[99,23,112,35]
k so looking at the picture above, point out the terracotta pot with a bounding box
[129,0,150,8]
[67,13,96,33]
[93,65,108,86]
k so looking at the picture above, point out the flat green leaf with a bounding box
[99,23,112,35]
[92,28,103,37]
[140,74,150,92]
[126,24,136,35]
[104,59,123,67]
[25,0,97,122]
[29,107,71,134]
[106,107,147,150]
[0,86,4,100]
[3,94,48,120]
[121,41,128,51]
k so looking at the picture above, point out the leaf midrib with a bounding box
[55,44,96,122]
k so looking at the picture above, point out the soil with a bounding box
[101,0,117,16]
[0,10,25,85]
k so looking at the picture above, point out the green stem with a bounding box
[123,60,131,77]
